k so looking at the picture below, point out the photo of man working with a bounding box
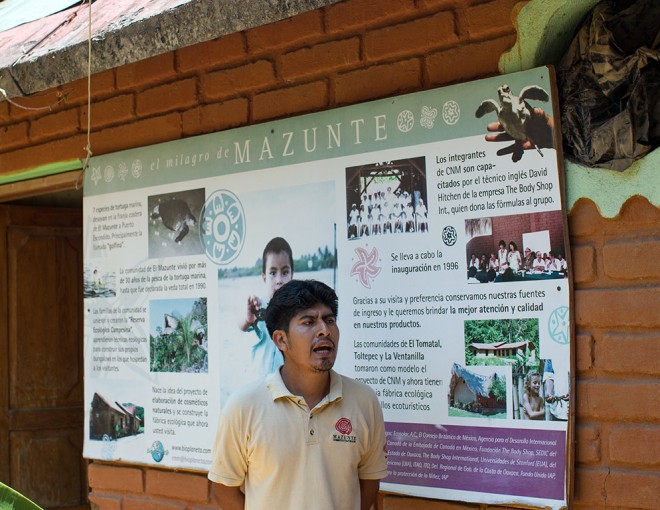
[208,279,388,509]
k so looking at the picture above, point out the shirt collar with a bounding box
[266,369,343,406]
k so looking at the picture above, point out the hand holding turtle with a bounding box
[239,294,263,331]
[485,107,554,158]
[476,84,554,162]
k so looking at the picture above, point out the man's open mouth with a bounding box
[312,343,334,355]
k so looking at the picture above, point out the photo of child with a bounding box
[522,370,545,420]
[216,180,336,406]
[238,237,293,376]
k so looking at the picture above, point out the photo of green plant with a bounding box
[150,297,208,373]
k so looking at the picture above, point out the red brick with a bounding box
[88,463,144,493]
[576,424,600,464]
[603,238,660,280]
[88,493,122,510]
[178,33,247,73]
[146,469,209,502]
[416,0,459,8]
[137,78,198,116]
[568,198,600,237]
[83,94,135,130]
[600,468,660,509]
[117,53,177,90]
[0,122,29,151]
[201,61,276,101]
[0,134,87,174]
[91,113,181,155]
[382,494,468,509]
[600,333,660,376]
[7,94,61,121]
[426,36,516,86]
[280,38,360,81]
[62,69,116,105]
[576,381,660,421]
[573,467,609,506]
[326,0,416,33]
[571,244,596,284]
[253,81,328,121]
[609,425,660,467]
[335,59,421,105]
[364,11,457,61]
[30,108,80,141]
[248,10,323,54]
[575,333,593,372]
[0,100,9,124]
[460,0,518,39]
[575,288,660,328]
[122,497,186,510]
[182,98,249,136]
[616,195,660,230]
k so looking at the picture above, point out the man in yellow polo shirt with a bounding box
[208,280,388,509]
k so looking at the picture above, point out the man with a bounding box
[208,280,388,509]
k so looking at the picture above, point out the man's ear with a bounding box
[272,330,288,351]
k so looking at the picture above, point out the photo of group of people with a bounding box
[345,157,429,239]
[465,211,567,283]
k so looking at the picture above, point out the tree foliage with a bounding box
[150,298,208,373]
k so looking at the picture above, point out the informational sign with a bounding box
[83,66,571,509]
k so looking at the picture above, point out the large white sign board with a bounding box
[83,67,571,509]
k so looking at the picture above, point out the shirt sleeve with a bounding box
[208,397,248,486]
[357,391,388,480]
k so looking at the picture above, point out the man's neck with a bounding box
[280,366,331,409]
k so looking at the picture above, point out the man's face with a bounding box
[263,251,292,298]
[274,303,339,374]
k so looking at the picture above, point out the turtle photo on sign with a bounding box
[147,188,206,258]
[476,84,555,162]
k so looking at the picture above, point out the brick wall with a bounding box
[1,0,658,509]
[0,0,519,174]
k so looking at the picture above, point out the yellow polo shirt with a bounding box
[208,369,388,509]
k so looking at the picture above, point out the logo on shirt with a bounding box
[335,417,352,434]
[333,418,356,443]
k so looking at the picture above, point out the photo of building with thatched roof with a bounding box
[448,363,507,418]
[468,340,534,362]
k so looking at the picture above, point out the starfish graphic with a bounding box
[90,166,102,185]
[350,246,381,289]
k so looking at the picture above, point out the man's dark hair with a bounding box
[261,237,293,274]
[264,280,338,337]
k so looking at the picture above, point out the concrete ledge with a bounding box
[0,0,340,98]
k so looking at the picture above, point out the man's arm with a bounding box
[211,483,245,510]
[360,479,380,510]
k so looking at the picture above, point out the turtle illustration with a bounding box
[475,84,550,162]
[151,198,197,243]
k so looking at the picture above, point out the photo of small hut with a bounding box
[150,297,208,373]
[464,318,539,367]
[448,363,507,418]
[89,392,144,440]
